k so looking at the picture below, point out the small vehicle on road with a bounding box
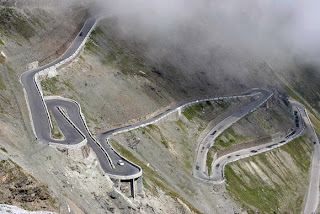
[117,160,124,166]
[79,32,83,36]
[251,150,257,153]
[216,164,220,168]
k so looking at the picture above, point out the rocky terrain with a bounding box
[0,157,57,212]
[0,1,320,214]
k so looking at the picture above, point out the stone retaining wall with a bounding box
[49,138,90,161]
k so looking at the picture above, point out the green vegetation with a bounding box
[0,73,7,90]
[145,124,170,149]
[0,8,35,39]
[212,127,246,152]
[280,136,311,171]
[109,139,202,214]
[225,165,279,213]
[206,152,213,175]
[103,52,117,64]
[182,103,205,120]
[0,147,7,153]
[117,55,148,76]
[52,131,63,139]
[161,140,169,148]
[48,110,63,140]
[174,120,187,134]
[225,136,311,214]
[62,79,75,91]
[184,158,192,169]
[79,55,85,61]
[86,25,149,77]
[40,76,58,94]
[0,38,3,45]
[198,126,205,132]
[91,27,104,36]
[84,39,98,53]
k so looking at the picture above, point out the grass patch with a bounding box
[48,109,64,140]
[40,76,58,94]
[79,55,85,61]
[308,112,320,135]
[206,151,213,175]
[225,164,280,214]
[182,103,204,120]
[0,73,6,90]
[91,27,104,36]
[0,8,35,39]
[174,120,187,134]
[184,158,192,169]
[225,135,311,214]
[213,127,246,151]
[0,38,3,45]
[280,136,311,172]
[102,52,117,65]
[161,140,169,148]
[198,126,205,132]
[63,79,75,91]
[84,39,98,53]
[0,147,7,153]
[146,124,170,149]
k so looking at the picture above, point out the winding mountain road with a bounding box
[20,17,142,180]
[295,101,320,214]
[19,15,319,212]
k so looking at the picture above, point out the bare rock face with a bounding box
[0,159,58,212]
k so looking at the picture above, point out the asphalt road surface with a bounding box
[293,101,320,214]
[193,88,273,182]
[20,17,141,179]
[20,14,319,210]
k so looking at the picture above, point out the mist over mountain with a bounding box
[89,0,320,70]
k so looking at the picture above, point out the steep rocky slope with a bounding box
[0,4,161,214]
[0,157,57,212]
[208,98,313,213]
[36,13,320,214]
[1,2,320,214]
[225,134,312,214]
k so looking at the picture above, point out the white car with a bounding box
[118,160,124,166]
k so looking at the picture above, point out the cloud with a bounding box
[92,0,320,70]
